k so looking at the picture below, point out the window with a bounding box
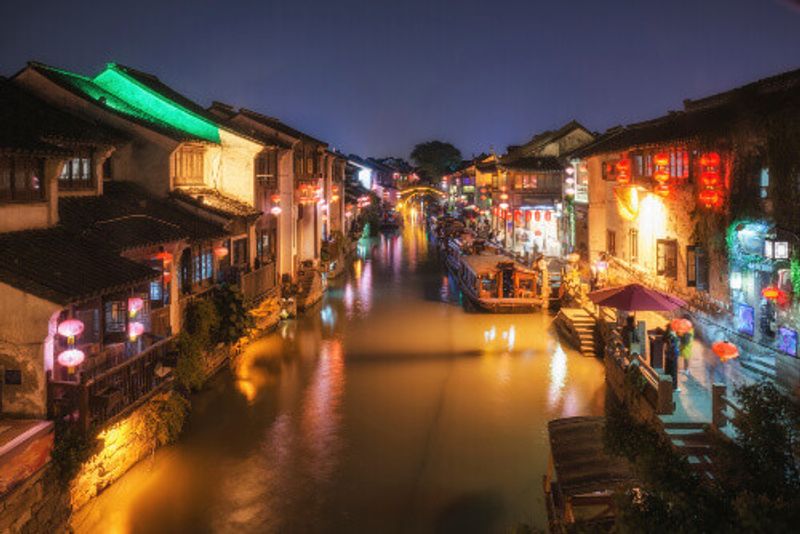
[59,157,93,189]
[686,245,709,290]
[760,168,769,199]
[0,156,46,202]
[669,149,690,179]
[192,246,213,283]
[172,145,204,185]
[104,300,127,334]
[606,230,616,256]
[629,229,639,263]
[657,239,678,278]
[256,229,274,262]
[256,150,278,189]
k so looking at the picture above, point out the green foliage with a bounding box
[50,420,94,486]
[410,140,462,181]
[142,393,191,447]
[183,297,219,346]
[358,192,382,236]
[212,284,252,344]
[173,331,205,391]
[790,253,800,296]
[605,382,800,533]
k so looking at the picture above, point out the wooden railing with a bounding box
[241,262,276,304]
[711,383,742,431]
[48,336,175,434]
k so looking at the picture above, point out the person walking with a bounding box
[665,326,681,391]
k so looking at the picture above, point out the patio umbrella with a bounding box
[712,341,739,362]
[588,283,686,312]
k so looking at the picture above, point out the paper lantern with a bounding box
[653,153,669,167]
[700,171,720,187]
[57,319,84,339]
[271,206,282,215]
[514,210,522,224]
[699,188,722,208]
[655,184,670,197]
[544,211,552,222]
[534,210,541,222]
[271,194,281,203]
[700,152,720,167]
[214,246,229,258]
[57,348,85,369]
[653,169,670,183]
[127,297,144,316]
[525,211,532,223]
[162,271,172,284]
[534,230,542,237]
[154,251,173,263]
[128,321,145,341]
[762,286,781,300]
[499,202,509,210]
[500,193,509,201]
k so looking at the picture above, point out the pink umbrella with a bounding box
[588,283,685,312]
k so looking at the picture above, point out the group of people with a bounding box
[621,316,694,393]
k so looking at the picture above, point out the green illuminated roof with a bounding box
[30,63,209,142]
[93,64,220,143]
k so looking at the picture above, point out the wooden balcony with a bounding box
[241,262,276,304]
[47,335,175,434]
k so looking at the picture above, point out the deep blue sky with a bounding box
[2,0,799,159]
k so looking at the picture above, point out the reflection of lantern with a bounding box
[500,193,509,201]
[655,184,670,197]
[57,348,85,371]
[214,246,229,258]
[534,230,542,237]
[534,210,541,222]
[57,319,84,340]
[762,286,781,300]
[514,210,522,224]
[128,321,144,342]
[544,211,552,222]
[653,169,669,183]
[128,297,144,317]
[499,202,509,210]
[700,171,720,187]
[525,211,532,223]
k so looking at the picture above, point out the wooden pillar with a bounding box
[712,383,727,429]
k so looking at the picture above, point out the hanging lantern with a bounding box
[534,230,542,237]
[162,271,172,284]
[500,192,509,201]
[514,210,522,224]
[534,210,542,222]
[214,245,229,258]
[525,211,532,223]
[653,153,670,167]
[653,169,670,183]
[127,297,144,317]
[270,194,281,203]
[699,188,721,208]
[544,210,552,222]
[270,206,282,215]
[128,321,145,342]
[700,170,720,188]
[57,348,85,372]
[762,286,781,300]
[700,152,721,167]
[655,184,671,197]
[615,159,631,185]
[57,319,84,341]
[499,202,509,210]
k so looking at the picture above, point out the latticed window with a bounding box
[59,157,93,189]
[172,145,205,185]
[0,155,45,202]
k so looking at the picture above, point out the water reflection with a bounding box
[73,211,606,534]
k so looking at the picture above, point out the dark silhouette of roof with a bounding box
[237,107,328,146]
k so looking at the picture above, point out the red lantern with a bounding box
[700,152,720,167]
[544,210,552,222]
[699,189,721,208]
[653,169,670,183]
[154,251,173,264]
[615,159,631,185]
[655,184,670,197]
[270,194,281,203]
[214,246,229,259]
[534,210,541,222]
[514,210,522,224]
[525,210,532,223]
[534,230,542,237]
[700,171,720,187]
[653,153,669,167]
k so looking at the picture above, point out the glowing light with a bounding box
[700,152,720,167]
[127,297,144,317]
[498,202,509,210]
[57,348,85,369]
[270,206,282,215]
[153,251,173,263]
[653,153,669,167]
[57,319,84,339]
[762,286,781,300]
[214,246,229,258]
[128,321,144,341]
[614,185,640,221]
[730,271,742,290]
[699,188,722,208]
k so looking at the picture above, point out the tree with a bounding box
[410,141,462,182]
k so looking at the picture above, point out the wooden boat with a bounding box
[543,417,636,533]
[454,253,547,313]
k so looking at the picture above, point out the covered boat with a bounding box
[455,253,546,312]
[543,417,637,533]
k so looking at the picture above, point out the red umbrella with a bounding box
[712,341,739,362]
[588,283,685,312]
[670,318,693,335]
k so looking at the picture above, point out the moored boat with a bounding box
[454,253,547,313]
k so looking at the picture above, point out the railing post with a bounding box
[712,383,727,430]
[656,374,675,415]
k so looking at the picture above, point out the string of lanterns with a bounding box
[698,152,724,209]
[57,318,85,373]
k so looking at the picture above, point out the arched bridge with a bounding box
[398,185,447,200]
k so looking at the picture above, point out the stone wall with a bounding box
[0,466,70,534]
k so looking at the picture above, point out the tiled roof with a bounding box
[59,181,226,251]
[499,156,563,172]
[208,102,292,149]
[171,187,261,220]
[238,108,328,146]
[515,120,592,155]
[0,78,123,155]
[0,227,159,306]
[27,62,206,143]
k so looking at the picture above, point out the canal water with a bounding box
[72,211,606,534]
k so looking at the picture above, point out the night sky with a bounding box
[2,0,799,159]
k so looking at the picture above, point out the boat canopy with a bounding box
[547,416,636,497]
[461,254,536,276]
